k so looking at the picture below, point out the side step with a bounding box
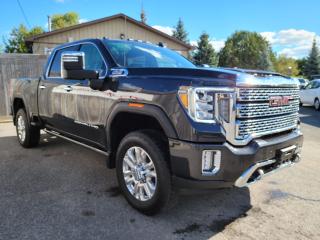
[44,129,109,157]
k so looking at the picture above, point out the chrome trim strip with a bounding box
[44,129,109,157]
[110,68,128,77]
[201,150,221,176]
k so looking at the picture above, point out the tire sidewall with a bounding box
[116,132,171,213]
[15,109,29,147]
[315,99,320,111]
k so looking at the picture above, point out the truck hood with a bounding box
[125,67,299,88]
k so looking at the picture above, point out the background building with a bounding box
[26,13,192,56]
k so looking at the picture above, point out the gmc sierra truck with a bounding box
[10,39,303,215]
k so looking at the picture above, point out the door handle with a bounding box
[39,85,46,89]
[64,86,73,92]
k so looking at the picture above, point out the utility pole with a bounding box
[47,15,51,32]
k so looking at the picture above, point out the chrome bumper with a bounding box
[234,153,301,188]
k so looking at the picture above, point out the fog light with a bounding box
[202,150,221,176]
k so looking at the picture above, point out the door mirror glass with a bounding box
[61,51,99,80]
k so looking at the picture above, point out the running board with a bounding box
[44,129,109,157]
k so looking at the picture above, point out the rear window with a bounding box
[48,45,79,77]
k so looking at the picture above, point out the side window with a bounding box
[305,82,313,89]
[79,44,106,76]
[48,45,79,77]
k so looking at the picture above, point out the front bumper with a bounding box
[169,129,303,189]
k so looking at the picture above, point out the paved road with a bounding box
[0,107,319,240]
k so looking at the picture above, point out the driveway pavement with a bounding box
[0,107,319,240]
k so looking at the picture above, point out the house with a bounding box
[25,13,192,56]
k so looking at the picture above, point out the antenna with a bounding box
[140,0,146,24]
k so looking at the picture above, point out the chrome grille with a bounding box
[236,113,298,139]
[235,87,299,140]
[237,88,300,101]
[237,99,299,118]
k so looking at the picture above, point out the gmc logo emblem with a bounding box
[269,96,292,107]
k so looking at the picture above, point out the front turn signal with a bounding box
[178,87,189,109]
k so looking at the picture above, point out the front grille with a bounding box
[237,88,300,101]
[235,87,299,140]
[237,99,299,118]
[236,113,298,138]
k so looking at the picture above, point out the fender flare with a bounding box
[106,102,178,151]
[12,97,30,124]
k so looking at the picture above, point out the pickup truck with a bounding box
[10,39,303,215]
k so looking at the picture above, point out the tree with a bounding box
[273,54,299,76]
[218,31,274,70]
[51,12,79,30]
[296,58,308,77]
[172,18,188,43]
[193,32,218,66]
[304,39,320,79]
[4,24,44,53]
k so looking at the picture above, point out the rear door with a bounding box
[313,81,320,103]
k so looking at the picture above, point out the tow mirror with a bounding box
[61,51,99,80]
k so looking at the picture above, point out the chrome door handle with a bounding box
[64,86,73,92]
[39,85,46,89]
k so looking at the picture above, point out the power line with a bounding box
[16,0,31,28]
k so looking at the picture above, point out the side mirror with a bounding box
[300,86,305,90]
[61,51,99,80]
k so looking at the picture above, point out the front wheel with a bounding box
[315,98,320,111]
[116,130,172,215]
[15,109,40,148]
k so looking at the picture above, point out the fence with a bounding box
[0,54,48,116]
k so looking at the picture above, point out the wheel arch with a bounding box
[105,102,178,168]
[12,98,29,124]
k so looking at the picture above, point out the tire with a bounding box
[116,130,172,215]
[15,108,40,148]
[315,98,320,111]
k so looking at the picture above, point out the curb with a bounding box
[0,117,12,123]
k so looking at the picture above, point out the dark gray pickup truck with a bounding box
[10,38,303,215]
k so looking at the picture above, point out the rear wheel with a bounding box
[15,109,40,148]
[116,130,172,215]
[315,98,320,111]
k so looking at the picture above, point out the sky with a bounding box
[1,0,319,58]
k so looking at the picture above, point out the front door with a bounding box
[38,45,80,132]
[62,43,109,147]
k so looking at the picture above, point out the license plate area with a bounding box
[276,145,297,164]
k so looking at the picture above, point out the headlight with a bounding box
[178,87,233,123]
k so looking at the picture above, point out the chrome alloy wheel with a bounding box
[122,146,157,201]
[17,115,26,142]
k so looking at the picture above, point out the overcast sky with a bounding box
[1,0,319,58]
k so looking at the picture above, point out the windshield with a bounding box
[103,40,195,68]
